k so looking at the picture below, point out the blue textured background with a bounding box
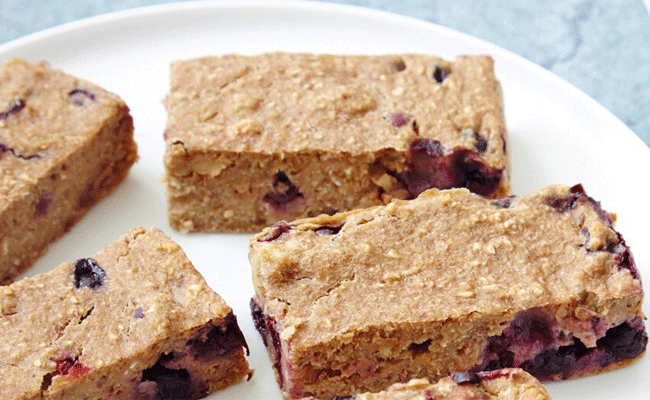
[1,0,649,146]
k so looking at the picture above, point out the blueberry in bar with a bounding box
[0,227,252,399]
[0,59,138,282]
[300,368,551,400]
[163,52,509,232]
[249,184,645,400]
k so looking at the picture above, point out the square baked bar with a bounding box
[250,185,646,400]
[301,369,551,400]
[0,226,251,399]
[164,53,509,232]
[0,59,137,281]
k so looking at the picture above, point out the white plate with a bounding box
[2,1,649,399]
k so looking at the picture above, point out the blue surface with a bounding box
[1,0,649,146]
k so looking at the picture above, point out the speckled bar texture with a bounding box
[1,0,648,147]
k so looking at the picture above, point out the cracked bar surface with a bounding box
[301,368,551,400]
[249,185,645,400]
[164,53,509,233]
[0,227,252,400]
[0,59,138,281]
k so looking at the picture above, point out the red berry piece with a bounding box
[187,315,250,361]
[259,221,292,242]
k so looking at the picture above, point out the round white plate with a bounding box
[2,1,648,399]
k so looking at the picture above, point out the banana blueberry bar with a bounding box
[301,368,551,400]
[164,53,509,232]
[0,59,137,282]
[250,185,646,400]
[0,227,251,400]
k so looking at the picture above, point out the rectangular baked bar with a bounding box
[0,226,251,399]
[0,59,138,282]
[250,185,646,400]
[164,53,509,232]
[301,369,551,400]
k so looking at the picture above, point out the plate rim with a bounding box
[0,0,647,154]
[0,2,648,399]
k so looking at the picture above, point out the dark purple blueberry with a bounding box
[609,238,640,280]
[141,359,191,400]
[332,397,356,400]
[473,131,488,152]
[263,171,304,212]
[0,98,25,120]
[73,258,106,290]
[480,309,555,374]
[322,208,338,216]
[599,319,648,361]
[187,313,250,360]
[451,370,481,385]
[250,298,285,388]
[259,221,292,242]
[385,112,409,128]
[460,153,503,196]
[35,196,51,217]
[506,310,554,347]
[490,196,515,209]
[432,65,451,83]
[518,340,588,380]
[482,350,514,371]
[401,139,502,199]
[68,89,96,106]
[480,312,647,381]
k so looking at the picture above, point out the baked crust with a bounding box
[250,185,645,399]
[164,53,509,232]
